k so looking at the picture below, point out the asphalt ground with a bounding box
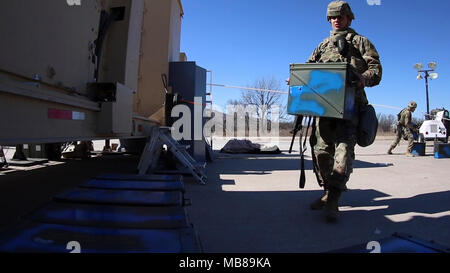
[0,137,449,253]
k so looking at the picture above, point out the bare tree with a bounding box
[412,117,424,129]
[377,113,397,133]
[238,76,287,121]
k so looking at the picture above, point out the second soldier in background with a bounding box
[388,101,418,156]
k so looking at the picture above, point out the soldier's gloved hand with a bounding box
[356,73,366,88]
[358,78,366,88]
[350,71,366,88]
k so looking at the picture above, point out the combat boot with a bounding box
[324,189,341,222]
[387,147,393,155]
[310,190,329,210]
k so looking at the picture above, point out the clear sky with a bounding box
[180,0,450,120]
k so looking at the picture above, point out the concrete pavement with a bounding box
[184,137,450,252]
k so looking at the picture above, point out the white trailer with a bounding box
[419,109,449,143]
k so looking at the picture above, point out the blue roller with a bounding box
[0,222,201,253]
[80,179,185,192]
[434,143,450,158]
[30,202,189,229]
[53,188,183,207]
[411,142,425,156]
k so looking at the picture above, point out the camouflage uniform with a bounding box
[307,2,382,193]
[388,102,417,154]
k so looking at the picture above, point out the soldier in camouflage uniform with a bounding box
[307,1,382,222]
[387,101,418,156]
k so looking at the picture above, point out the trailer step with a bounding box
[96,173,183,182]
[53,188,184,207]
[29,202,190,229]
[79,179,185,192]
[0,222,201,253]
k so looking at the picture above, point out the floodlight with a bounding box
[429,72,438,80]
[414,63,423,70]
[428,62,437,70]
[416,74,423,80]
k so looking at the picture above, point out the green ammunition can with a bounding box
[288,63,355,120]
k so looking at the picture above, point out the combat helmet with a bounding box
[408,101,418,109]
[327,1,355,21]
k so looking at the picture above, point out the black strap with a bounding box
[299,117,313,189]
[309,118,324,187]
[302,117,312,153]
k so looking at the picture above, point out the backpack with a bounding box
[357,104,378,147]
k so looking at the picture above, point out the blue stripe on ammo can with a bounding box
[289,86,325,116]
[288,70,344,116]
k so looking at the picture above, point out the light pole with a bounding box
[414,62,438,117]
